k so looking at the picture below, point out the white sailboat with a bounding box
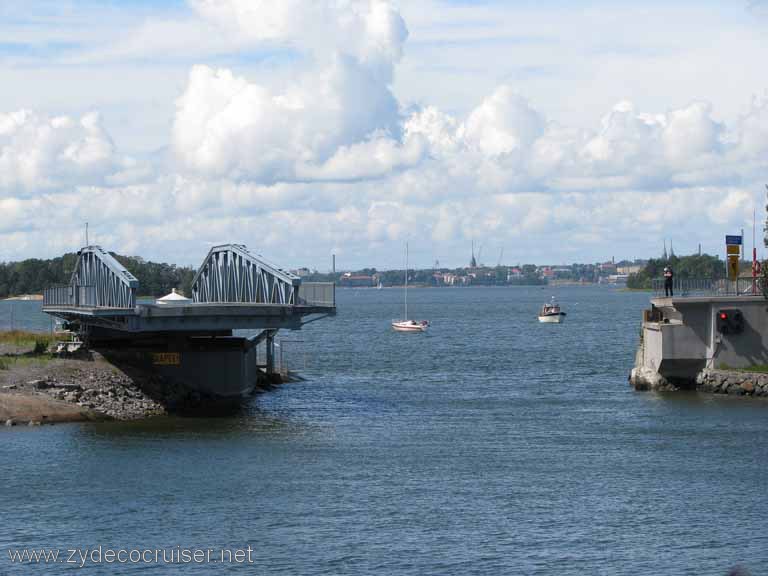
[392,243,429,332]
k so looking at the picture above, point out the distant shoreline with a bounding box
[340,282,616,289]
[3,294,43,301]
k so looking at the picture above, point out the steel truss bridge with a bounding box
[42,245,335,392]
[43,244,335,334]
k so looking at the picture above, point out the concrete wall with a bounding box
[99,337,260,399]
[642,323,663,372]
[165,347,250,397]
[669,303,711,358]
[638,296,768,382]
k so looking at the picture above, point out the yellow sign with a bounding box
[726,245,740,255]
[727,255,740,281]
[152,352,181,366]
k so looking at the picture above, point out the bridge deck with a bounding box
[43,302,335,332]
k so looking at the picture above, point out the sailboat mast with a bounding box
[404,242,408,320]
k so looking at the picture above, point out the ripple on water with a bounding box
[2,287,768,575]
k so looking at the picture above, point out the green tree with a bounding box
[627,254,725,289]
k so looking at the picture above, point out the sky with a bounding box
[1,0,767,270]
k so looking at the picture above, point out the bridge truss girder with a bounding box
[191,244,301,305]
[70,246,139,309]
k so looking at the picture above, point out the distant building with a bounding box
[616,264,642,275]
[606,274,629,284]
[340,272,375,287]
[507,267,522,281]
[293,267,312,277]
[437,273,471,286]
[599,261,617,274]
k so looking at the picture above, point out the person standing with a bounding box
[663,266,674,297]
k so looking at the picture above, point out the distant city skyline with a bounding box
[1,1,767,269]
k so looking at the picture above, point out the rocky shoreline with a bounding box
[695,368,768,397]
[630,366,768,397]
[1,353,170,425]
[0,345,240,425]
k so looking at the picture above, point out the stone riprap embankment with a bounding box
[0,352,190,425]
[15,370,165,420]
[630,365,768,397]
[695,369,768,397]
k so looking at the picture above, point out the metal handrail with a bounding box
[297,282,335,307]
[652,277,766,298]
[43,285,73,307]
[43,285,116,308]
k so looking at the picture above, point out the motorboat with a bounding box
[392,242,429,333]
[538,297,566,323]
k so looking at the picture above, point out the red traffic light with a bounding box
[719,312,728,320]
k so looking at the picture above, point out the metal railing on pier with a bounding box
[46,282,335,309]
[298,282,335,307]
[43,285,105,308]
[43,285,72,307]
[652,277,766,298]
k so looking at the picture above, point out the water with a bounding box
[0,300,53,333]
[2,287,768,575]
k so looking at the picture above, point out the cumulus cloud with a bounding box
[1,0,767,266]
[734,95,768,158]
[172,59,402,181]
[190,0,407,73]
[164,51,767,264]
[461,87,545,158]
[168,0,766,203]
[170,0,411,182]
[0,110,118,193]
[662,101,722,164]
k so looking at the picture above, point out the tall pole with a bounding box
[753,210,757,294]
[404,242,408,320]
[85,222,89,247]
[741,227,745,279]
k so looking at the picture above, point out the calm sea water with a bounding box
[2,287,768,575]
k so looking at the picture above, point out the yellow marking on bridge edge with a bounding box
[152,352,181,366]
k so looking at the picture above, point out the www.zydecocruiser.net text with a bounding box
[7,545,257,567]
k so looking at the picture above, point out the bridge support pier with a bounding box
[266,330,276,375]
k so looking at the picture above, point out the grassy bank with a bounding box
[718,363,768,374]
[0,330,55,347]
[0,330,55,360]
